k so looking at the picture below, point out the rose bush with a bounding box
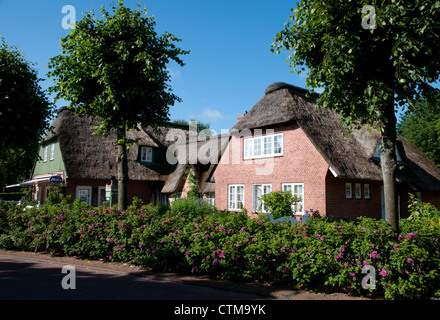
[1,195,439,299]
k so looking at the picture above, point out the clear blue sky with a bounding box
[0,0,306,134]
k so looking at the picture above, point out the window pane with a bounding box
[50,144,55,161]
[346,183,352,198]
[355,183,361,199]
[254,138,261,156]
[274,134,283,154]
[364,184,370,199]
[244,139,252,158]
[229,186,235,209]
[264,136,272,155]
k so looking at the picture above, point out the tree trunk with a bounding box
[117,124,129,211]
[380,100,399,233]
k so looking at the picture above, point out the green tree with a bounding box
[398,95,440,167]
[272,0,440,232]
[173,119,214,137]
[47,0,189,210]
[0,38,54,187]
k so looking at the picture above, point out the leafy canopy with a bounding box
[398,94,440,167]
[272,0,440,131]
[0,38,54,186]
[47,0,189,137]
[0,38,53,150]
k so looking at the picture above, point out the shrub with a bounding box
[260,190,300,219]
[1,197,440,299]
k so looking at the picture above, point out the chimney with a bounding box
[237,111,247,122]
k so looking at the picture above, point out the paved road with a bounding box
[0,253,265,301]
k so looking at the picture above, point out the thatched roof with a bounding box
[160,133,229,194]
[233,82,440,192]
[41,107,188,181]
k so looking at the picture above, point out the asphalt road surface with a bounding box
[0,253,265,301]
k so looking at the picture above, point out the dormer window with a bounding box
[372,140,407,166]
[244,133,283,160]
[140,146,153,163]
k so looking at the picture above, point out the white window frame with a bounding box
[282,183,305,215]
[252,184,272,213]
[50,143,55,161]
[43,145,48,162]
[98,186,106,206]
[364,184,371,199]
[243,133,283,160]
[274,134,283,154]
[346,183,353,199]
[76,186,92,205]
[140,146,153,163]
[355,183,362,199]
[244,139,252,159]
[228,184,244,211]
[206,193,215,206]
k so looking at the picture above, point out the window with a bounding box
[355,183,362,199]
[282,183,304,214]
[228,184,244,211]
[243,133,283,159]
[274,134,283,154]
[43,145,48,162]
[244,139,252,159]
[50,143,55,161]
[76,186,92,205]
[364,184,371,199]
[98,186,106,206]
[206,193,215,206]
[346,183,353,199]
[254,137,262,157]
[252,184,272,212]
[140,147,153,162]
[264,136,272,155]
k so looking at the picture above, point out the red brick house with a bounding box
[213,82,440,220]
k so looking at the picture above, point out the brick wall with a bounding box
[325,175,383,220]
[214,121,330,218]
[65,178,153,207]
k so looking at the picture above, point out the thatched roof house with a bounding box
[31,107,190,206]
[232,82,440,192]
[214,82,440,219]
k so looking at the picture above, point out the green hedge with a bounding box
[1,197,439,299]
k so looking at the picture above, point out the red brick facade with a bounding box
[214,121,329,218]
[64,179,154,207]
[214,120,436,219]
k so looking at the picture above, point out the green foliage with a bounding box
[46,183,71,205]
[46,0,188,210]
[260,190,300,219]
[0,38,54,187]
[1,197,440,299]
[398,95,440,167]
[47,0,189,136]
[272,0,440,130]
[169,197,218,219]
